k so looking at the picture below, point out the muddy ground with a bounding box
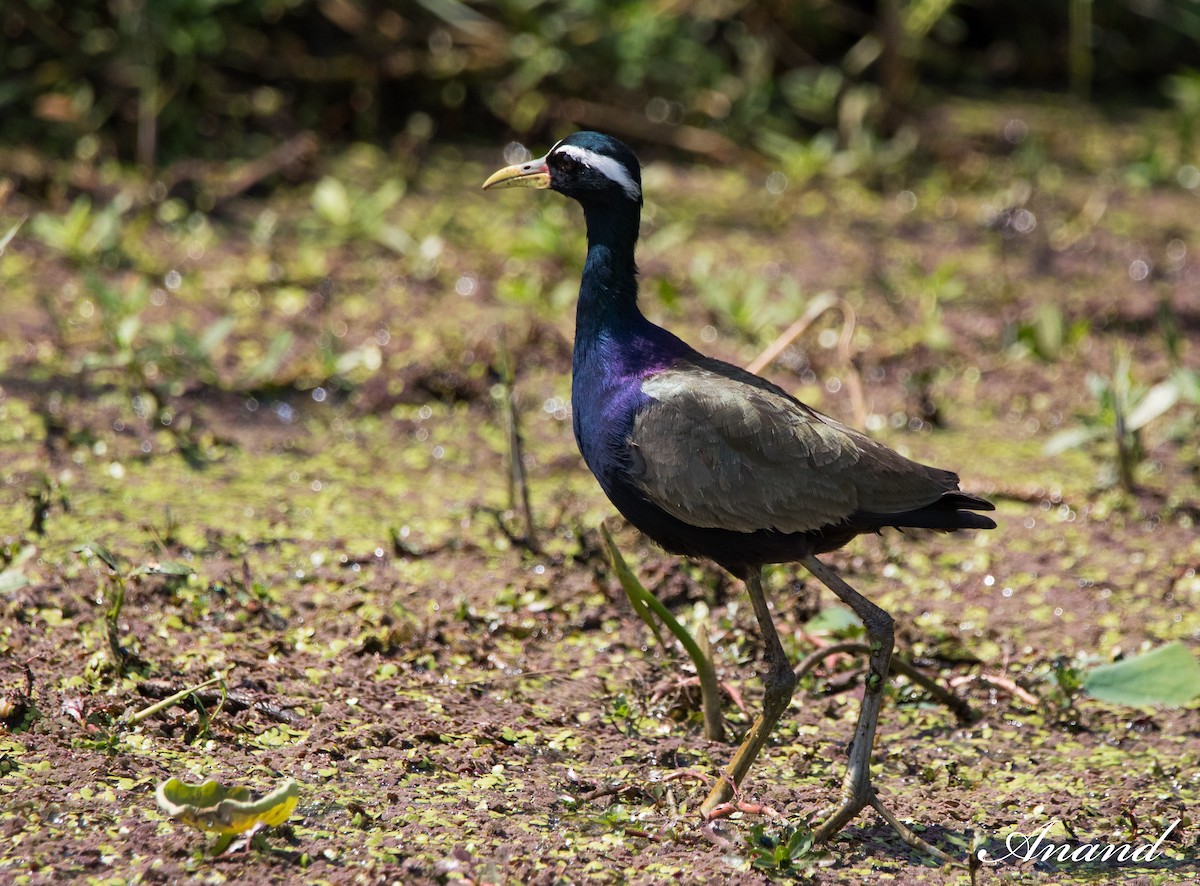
[1,98,1198,884]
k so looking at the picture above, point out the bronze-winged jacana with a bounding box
[483,132,995,856]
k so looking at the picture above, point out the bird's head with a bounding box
[482,132,642,209]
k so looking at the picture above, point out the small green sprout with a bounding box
[749,822,816,873]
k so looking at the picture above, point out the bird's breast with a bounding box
[570,322,693,495]
[571,368,644,483]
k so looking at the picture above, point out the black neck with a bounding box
[576,201,643,341]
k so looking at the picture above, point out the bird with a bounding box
[483,131,995,857]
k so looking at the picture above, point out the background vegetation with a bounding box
[1,2,1198,883]
[3,0,1200,171]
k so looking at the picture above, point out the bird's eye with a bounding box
[554,153,581,174]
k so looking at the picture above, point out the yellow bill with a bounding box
[482,155,550,190]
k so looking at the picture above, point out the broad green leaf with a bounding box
[1084,642,1200,706]
[156,777,300,835]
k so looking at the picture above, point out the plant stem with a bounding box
[601,525,724,742]
[127,675,224,726]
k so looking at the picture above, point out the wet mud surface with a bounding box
[1,100,1198,882]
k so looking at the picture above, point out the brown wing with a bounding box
[628,362,961,534]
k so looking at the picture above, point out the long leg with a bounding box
[803,555,960,866]
[795,642,976,725]
[801,555,893,837]
[700,567,796,816]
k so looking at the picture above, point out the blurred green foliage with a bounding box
[2,0,1199,167]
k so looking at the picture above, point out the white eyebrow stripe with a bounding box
[554,144,641,201]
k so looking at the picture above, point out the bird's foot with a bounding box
[702,799,782,823]
[699,765,782,823]
[699,794,783,851]
[813,787,963,867]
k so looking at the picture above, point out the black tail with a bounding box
[857,491,996,533]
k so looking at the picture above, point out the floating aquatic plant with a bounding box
[156,777,300,853]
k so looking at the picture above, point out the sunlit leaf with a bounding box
[1043,424,1103,456]
[116,315,141,350]
[1084,642,1200,706]
[1125,378,1181,431]
[155,777,300,836]
[312,177,351,227]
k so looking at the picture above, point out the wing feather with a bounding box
[628,362,960,534]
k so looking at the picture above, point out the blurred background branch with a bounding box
[2,0,1198,179]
